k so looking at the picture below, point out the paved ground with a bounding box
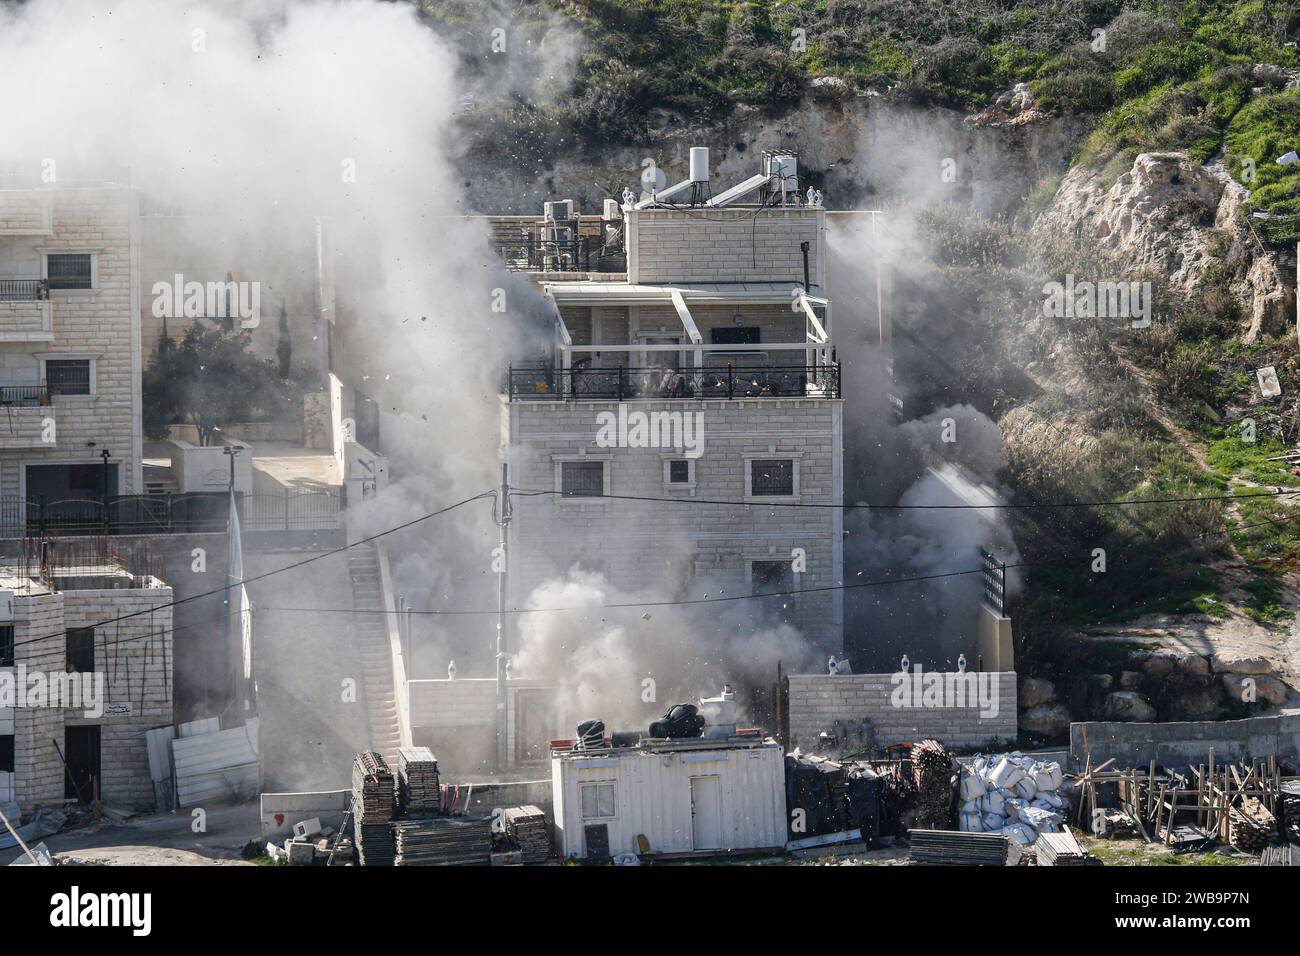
[0,801,261,866]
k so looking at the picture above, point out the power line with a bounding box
[259,560,1029,617]
[509,487,1282,511]
[7,489,495,652]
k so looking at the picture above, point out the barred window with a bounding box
[46,359,91,396]
[46,254,93,290]
[561,461,604,497]
[750,459,794,496]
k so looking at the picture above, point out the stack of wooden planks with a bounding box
[908,829,1010,866]
[396,747,440,817]
[1228,796,1275,852]
[392,816,493,866]
[352,751,396,866]
[504,805,550,863]
[1036,828,1098,866]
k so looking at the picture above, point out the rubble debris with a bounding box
[908,829,1013,866]
[959,752,1066,843]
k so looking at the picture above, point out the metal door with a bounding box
[690,774,723,850]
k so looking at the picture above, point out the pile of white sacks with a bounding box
[958,753,1069,845]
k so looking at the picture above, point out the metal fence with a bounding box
[508,364,841,401]
[980,547,1006,616]
[491,234,625,274]
[0,490,341,538]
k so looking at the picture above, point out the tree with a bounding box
[276,299,292,379]
[143,321,288,446]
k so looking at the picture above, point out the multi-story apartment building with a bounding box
[0,180,144,514]
[501,151,844,654]
[0,546,172,812]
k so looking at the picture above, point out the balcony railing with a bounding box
[507,364,841,401]
[0,385,51,406]
[0,490,341,538]
[0,278,49,301]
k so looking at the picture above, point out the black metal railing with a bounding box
[507,363,841,401]
[0,490,341,538]
[0,384,51,406]
[980,546,1006,616]
[492,234,625,274]
[0,278,50,301]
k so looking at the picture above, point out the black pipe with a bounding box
[800,240,810,290]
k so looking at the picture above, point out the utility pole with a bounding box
[223,444,242,491]
[494,462,512,772]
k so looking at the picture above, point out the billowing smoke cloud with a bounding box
[512,566,818,733]
[825,107,1042,670]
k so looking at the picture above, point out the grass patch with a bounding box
[1206,423,1298,486]
[1080,835,1255,866]
[1237,572,1291,626]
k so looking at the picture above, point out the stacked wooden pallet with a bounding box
[397,747,440,816]
[352,751,396,866]
[908,829,1010,866]
[392,816,493,866]
[504,805,550,863]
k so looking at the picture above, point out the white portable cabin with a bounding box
[551,735,787,859]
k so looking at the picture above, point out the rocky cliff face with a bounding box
[1033,151,1295,340]
[463,95,1085,218]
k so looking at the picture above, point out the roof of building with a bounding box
[543,281,820,306]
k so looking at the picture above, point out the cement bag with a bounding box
[984,789,1006,816]
[1014,776,1037,800]
[1042,763,1064,790]
[960,812,983,833]
[960,769,987,802]
[1018,805,1062,831]
[1033,791,1065,810]
[989,756,1024,790]
[982,812,1007,832]
[961,798,981,815]
[999,823,1036,845]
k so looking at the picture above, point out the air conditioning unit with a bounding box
[603,197,622,221]
[544,199,574,222]
[542,224,573,245]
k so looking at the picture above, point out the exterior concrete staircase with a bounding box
[348,543,402,766]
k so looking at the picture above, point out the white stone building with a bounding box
[0,552,173,812]
[0,181,144,515]
[501,152,845,654]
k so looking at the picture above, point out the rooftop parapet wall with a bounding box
[627,206,823,285]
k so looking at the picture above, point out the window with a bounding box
[46,359,92,396]
[752,560,797,623]
[0,624,13,667]
[711,327,760,345]
[0,736,13,774]
[66,627,95,673]
[561,460,605,498]
[668,460,690,483]
[580,782,616,819]
[750,459,794,496]
[46,254,93,291]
